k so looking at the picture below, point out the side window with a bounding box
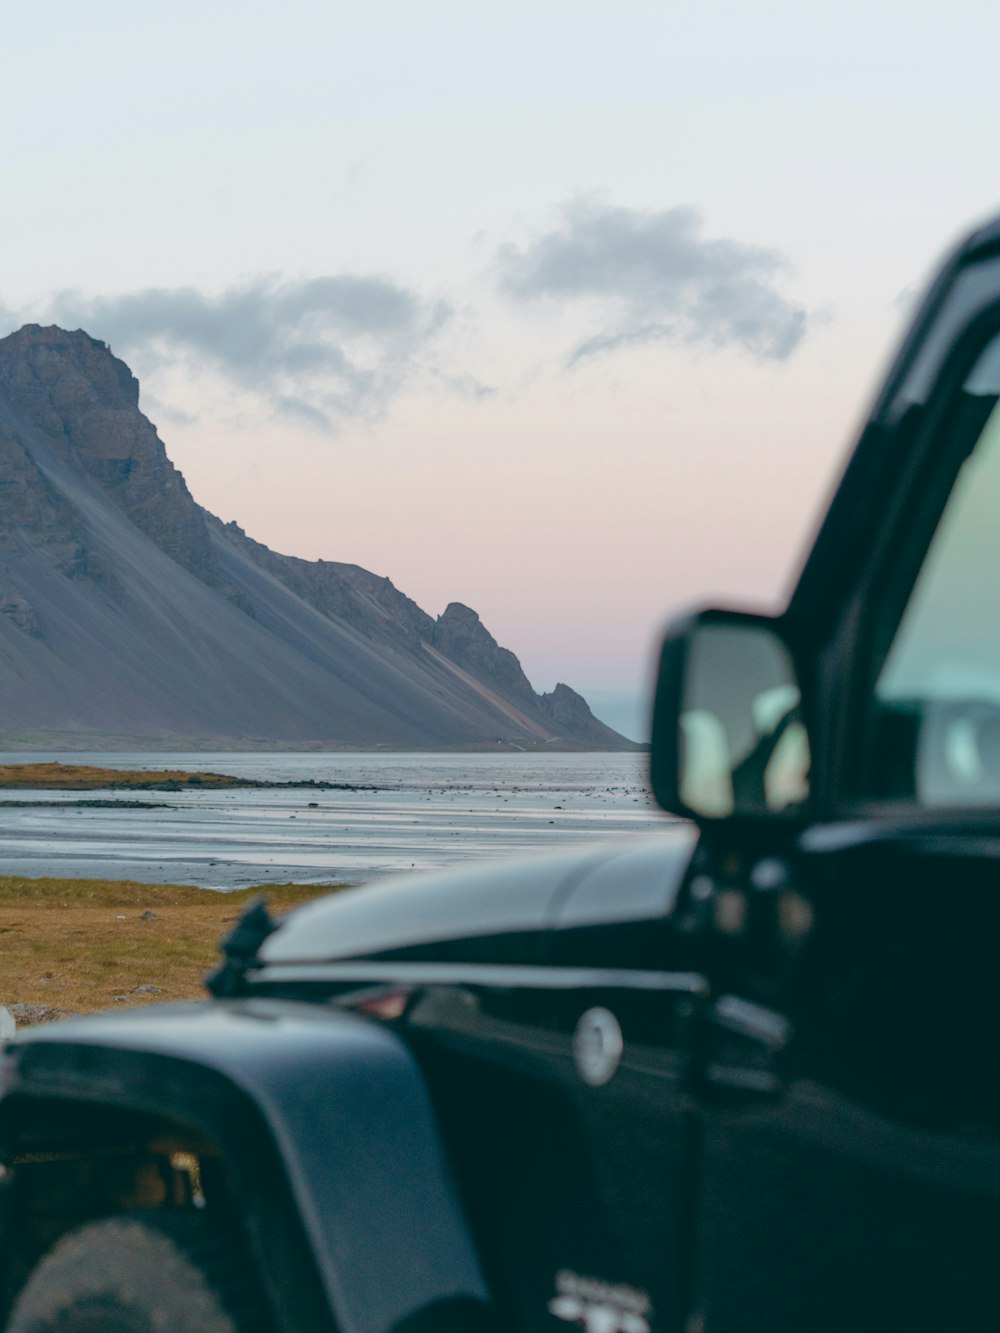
[867,334,1000,806]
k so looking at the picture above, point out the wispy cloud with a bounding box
[42,275,452,431]
[137,393,196,429]
[497,198,809,366]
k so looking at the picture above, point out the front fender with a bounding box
[0,1000,493,1333]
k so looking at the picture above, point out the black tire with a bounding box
[7,1210,272,1333]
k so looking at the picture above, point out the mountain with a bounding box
[0,325,635,750]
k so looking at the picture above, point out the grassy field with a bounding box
[0,763,253,789]
[0,876,347,1017]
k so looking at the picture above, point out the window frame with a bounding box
[834,302,1000,821]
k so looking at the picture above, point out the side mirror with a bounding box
[650,608,811,823]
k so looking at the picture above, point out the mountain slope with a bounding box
[0,325,634,749]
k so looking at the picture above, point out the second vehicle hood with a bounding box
[256,829,696,970]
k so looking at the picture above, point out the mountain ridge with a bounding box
[0,325,635,750]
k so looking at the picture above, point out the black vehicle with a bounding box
[3,216,1000,1333]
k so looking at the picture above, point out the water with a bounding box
[0,751,673,890]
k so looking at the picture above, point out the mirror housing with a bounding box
[650,608,811,823]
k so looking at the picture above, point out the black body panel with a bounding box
[256,832,694,970]
[253,833,702,1332]
[692,833,1000,1332]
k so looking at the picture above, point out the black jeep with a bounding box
[3,217,1000,1332]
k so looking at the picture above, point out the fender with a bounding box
[0,999,494,1333]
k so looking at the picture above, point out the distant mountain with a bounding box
[0,325,635,750]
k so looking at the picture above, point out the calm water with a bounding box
[0,751,674,890]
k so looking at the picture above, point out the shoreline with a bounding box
[0,735,646,755]
[0,750,663,896]
[0,762,380,792]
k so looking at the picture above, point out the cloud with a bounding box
[497,199,809,365]
[43,275,452,431]
[138,393,196,429]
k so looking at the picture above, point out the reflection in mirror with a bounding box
[678,622,810,819]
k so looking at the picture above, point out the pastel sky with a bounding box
[3,0,998,738]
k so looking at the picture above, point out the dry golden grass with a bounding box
[0,877,346,1014]
[0,763,249,789]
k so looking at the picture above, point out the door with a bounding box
[692,231,1000,1332]
[409,838,705,1333]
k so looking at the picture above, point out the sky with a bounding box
[3,0,1000,739]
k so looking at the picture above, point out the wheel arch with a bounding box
[0,1001,495,1333]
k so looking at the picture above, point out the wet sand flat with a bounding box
[0,751,671,890]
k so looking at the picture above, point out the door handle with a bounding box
[694,994,791,1105]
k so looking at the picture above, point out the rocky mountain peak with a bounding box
[0,325,636,749]
[538,682,632,749]
[0,325,140,419]
[0,325,218,584]
[432,602,536,701]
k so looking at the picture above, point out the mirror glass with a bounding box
[679,621,810,818]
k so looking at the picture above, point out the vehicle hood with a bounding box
[256,828,696,971]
